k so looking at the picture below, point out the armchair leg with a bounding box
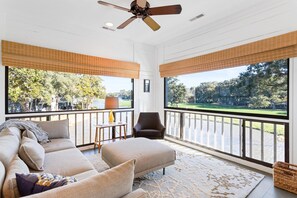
[163,168,165,175]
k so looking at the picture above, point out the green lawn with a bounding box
[119,100,132,108]
[175,103,287,116]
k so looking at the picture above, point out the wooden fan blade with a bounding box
[148,5,182,15]
[98,1,130,12]
[118,16,137,29]
[137,0,147,8]
[143,16,160,31]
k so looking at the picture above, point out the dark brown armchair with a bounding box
[133,112,165,139]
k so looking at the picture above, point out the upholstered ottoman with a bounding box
[101,138,176,178]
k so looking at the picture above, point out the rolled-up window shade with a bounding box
[2,40,140,79]
[160,31,297,77]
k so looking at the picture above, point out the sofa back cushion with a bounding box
[34,120,69,139]
[3,155,30,198]
[0,161,5,198]
[0,129,20,169]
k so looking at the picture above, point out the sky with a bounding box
[177,65,247,88]
[101,76,132,93]
[100,65,248,92]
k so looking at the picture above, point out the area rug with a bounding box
[87,141,264,198]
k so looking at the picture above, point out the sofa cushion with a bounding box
[0,131,20,169]
[0,127,22,142]
[72,170,98,181]
[27,160,135,198]
[31,148,94,176]
[34,120,69,139]
[22,130,38,142]
[42,139,75,153]
[0,161,5,198]
[2,155,30,198]
[16,173,77,197]
[19,137,45,171]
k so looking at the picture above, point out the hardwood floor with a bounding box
[80,140,297,198]
[248,171,296,198]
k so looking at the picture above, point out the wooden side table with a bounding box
[94,122,127,153]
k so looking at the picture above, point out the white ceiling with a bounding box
[0,0,296,46]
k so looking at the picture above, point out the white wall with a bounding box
[0,16,157,124]
[0,13,6,123]
[133,43,157,122]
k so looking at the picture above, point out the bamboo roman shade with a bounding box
[160,31,297,77]
[2,40,140,79]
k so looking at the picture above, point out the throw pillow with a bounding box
[16,173,77,197]
[22,130,38,142]
[19,137,45,170]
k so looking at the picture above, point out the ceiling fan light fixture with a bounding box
[105,22,114,27]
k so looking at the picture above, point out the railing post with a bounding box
[180,112,184,140]
[242,119,246,158]
[164,111,167,136]
[285,123,290,163]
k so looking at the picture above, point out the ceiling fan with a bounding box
[98,0,182,31]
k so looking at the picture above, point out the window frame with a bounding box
[5,66,135,114]
[164,59,290,120]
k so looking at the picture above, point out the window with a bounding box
[6,67,134,113]
[165,59,289,118]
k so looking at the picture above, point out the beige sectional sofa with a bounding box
[0,120,146,198]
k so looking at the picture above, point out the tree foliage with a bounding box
[166,77,186,106]
[8,67,107,112]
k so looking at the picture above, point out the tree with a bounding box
[118,89,132,100]
[76,75,106,109]
[189,59,288,109]
[195,82,217,103]
[8,67,52,112]
[166,77,186,107]
[8,67,108,112]
[49,72,79,110]
[238,60,288,109]
[248,95,271,108]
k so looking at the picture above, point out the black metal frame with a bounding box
[163,59,290,120]
[5,66,135,115]
[164,110,289,168]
